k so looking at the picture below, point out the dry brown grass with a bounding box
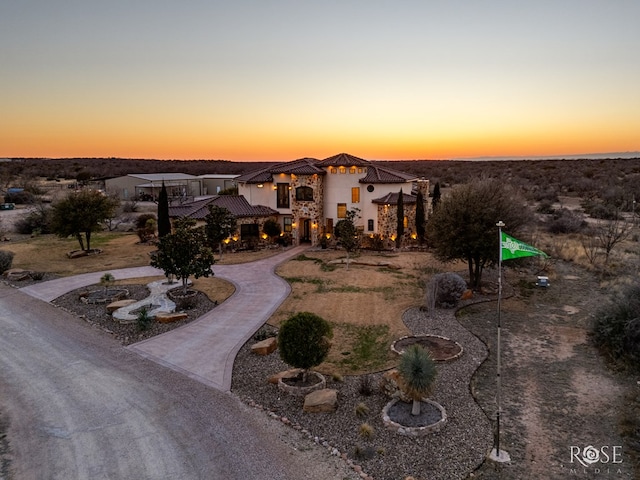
[4,233,157,276]
[268,250,459,375]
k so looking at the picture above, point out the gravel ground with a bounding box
[50,282,217,345]
[232,303,495,480]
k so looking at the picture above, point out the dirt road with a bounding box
[0,284,355,480]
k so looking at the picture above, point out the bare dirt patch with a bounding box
[459,261,635,479]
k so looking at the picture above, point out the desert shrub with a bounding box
[354,402,369,418]
[363,233,385,251]
[536,200,556,214]
[122,200,139,213]
[262,218,281,242]
[531,187,559,203]
[253,325,276,341]
[136,213,157,229]
[358,374,374,396]
[136,306,154,331]
[14,207,51,234]
[591,283,640,371]
[0,250,14,274]
[581,199,619,220]
[424,272,467,310]
[4,190,35,204]
[278,312,332,379]
[546,208,586,234]
[398,344,438,416]
[358,423,374,439]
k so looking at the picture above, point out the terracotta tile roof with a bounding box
[235,153,416,185]
[235,157,324,183]
[371,192,418,205]
[360,165,417,184]
[317,152,370,167]
[168,195,277,220]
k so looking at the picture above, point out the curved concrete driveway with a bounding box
[20,245,308,391]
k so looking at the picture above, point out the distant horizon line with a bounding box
[2,150,640,162]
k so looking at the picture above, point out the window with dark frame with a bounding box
[277,183,290,208]
[295,186,314,201]
[368,219,374,231]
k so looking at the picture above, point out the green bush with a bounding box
[591,283,640,371]
[278,312,332,377]
[0,250,14,274]
[136,306,154,331]
[136,213,157,229]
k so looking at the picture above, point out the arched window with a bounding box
[295,186,314,201]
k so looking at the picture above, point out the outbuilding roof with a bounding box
[168,195,277,220]
[125,173,198,181]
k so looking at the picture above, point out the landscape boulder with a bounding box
[251,337,277,356]
[106,299,138,314]
[268,368,303,385]
[303,389,338,413]
[379,369,411,402]
[155,311,188,323]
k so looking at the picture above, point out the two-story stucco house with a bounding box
[236,153,429,247]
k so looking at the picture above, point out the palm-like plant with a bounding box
[398,344,438,415]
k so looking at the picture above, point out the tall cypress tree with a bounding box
[396,188,404,249]
[157,181,171,238]
[415,190,426,244]
[432,182,441,210]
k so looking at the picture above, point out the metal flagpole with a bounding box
[491,221,510,462]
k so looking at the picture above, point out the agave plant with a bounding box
[398,344,437,415]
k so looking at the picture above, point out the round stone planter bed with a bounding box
[82,288,129,305]
[391,335,463,362]
[277,371,326,397]
[382,398,447,437]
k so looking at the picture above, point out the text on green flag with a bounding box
[501,232,548,261]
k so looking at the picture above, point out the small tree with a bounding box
[100,273,115,294]
[262,218,282,244]
[398,344,438,416]
[204,205,237,258]
[415,190,426,245]
[427,177,530,289]
[595,215,632,264]
[278,312,333,383]
[396,189,404,249]
[49,189,119,252]
[334,208,360,270]
[157,181,171,238]
[150,218,215,295]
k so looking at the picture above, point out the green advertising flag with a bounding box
[501,232,548,261]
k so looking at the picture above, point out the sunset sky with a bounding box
[2,1,639,161]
